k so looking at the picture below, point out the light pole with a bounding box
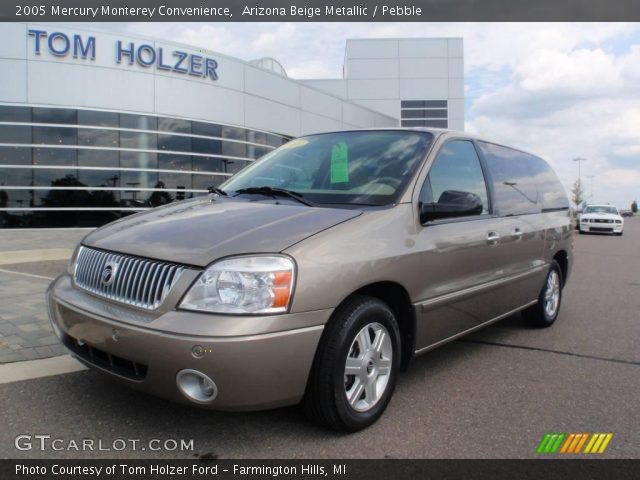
[573,157,587,182]
[586,175,594,200]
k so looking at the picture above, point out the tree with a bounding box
[571,179,585,209]
[632,200,638,214]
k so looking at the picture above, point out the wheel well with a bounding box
[349,282,415,371]
[553,250,568,286]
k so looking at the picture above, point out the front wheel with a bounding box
[303,295,401,432]
[522,260,563,328]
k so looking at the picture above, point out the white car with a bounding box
[579,205,624,236]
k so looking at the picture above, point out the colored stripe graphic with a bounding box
[538,433,613,454]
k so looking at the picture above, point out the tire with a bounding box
[522,260,563,328]
[303,295,401,432]
[617,232,623,236]
[578,229,584,234]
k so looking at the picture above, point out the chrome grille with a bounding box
[74,247,185,310]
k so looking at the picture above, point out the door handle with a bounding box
[512,228,524,239]
[486,231,500,245]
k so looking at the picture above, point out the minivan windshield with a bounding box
[222,131,434,206]
[583,206,618,215]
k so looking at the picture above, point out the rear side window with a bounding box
[478,142,540,216]
[526,155,570,211]
[421,140,490,215]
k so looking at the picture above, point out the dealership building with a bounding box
[0,23,464,228]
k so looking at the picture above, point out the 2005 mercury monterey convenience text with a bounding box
[48,129,572,431]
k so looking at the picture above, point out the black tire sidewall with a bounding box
[541,262,563,325]
[329,299,401,431]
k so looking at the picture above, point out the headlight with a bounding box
[615,220,622,224]
[581,218,589,223]
[179,255,295,314]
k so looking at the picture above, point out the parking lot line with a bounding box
[0,267,54,281]
[0,354,86,384]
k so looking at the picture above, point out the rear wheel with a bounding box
[522,260,563,328]
[303,295,400,432]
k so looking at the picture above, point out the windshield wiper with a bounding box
[233,186,314,206]
[208,186,228,196]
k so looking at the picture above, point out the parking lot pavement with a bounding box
[1,219,639,458]
[0,229,89,363]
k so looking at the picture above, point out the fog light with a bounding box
[176,369,218,404]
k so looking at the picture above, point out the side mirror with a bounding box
[420,190,483,224]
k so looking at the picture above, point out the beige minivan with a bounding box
[48,129,572,431]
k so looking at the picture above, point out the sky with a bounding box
[97,22,640,209]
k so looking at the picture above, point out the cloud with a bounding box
[80,22,640,206]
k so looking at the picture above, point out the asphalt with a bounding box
[1,219,639,459]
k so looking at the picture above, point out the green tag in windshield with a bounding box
[330,141,349,184]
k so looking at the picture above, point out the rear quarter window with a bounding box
[478,142,541,216]
[525,155,570,211]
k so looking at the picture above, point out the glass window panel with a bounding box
[0,146,31,165]
[191,156,224,173]
[222,125,247,141]
[191,121,221,138]
[33,147,76,166]
[424,100,448,108]
[77,149,118,168]
[159,154,192,172]
[423,120,448,128]
[401,100,425,108]
[222,141,247,158]
[157,171,192,191]
[158,117,191,134]
[193,173,227,191]
[32,108,77,125]
[77,128,118,148]
[0,125,32,144]
[223,158,248,175]
[119,188,164,208]
[77,110,118,127]
[401,109,448,119]
[266,134,288,147]
[401,100,447,109]
[158,134,191,152]
[120,151,157,170]
[33,169,79,187]
[193,175,229,191]
[247,131,267,145]
[119,114,157,131]
[35,188,119,208]
[0,167,32,187]
[478,142,540,216]
[401,119,426,127]
[426,140,489,215]
[526,154,570,210]
[246,145,272,160]
[191,137,221,155]
[77,169,121,188]
[0,189,31,209]
[120,170,159,190]
[120,131,157,150]
[0,106,32,123]
[33,126,77,145]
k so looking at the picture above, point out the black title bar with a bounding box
[2,459,640,480]
[2,0,640,22]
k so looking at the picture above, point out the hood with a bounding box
[82,197,362,267]
[581,212,621,221]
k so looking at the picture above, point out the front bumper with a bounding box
[580,222,623,233]
[47,274,329,410]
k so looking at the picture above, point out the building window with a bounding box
[0,104,290,228]
[400,100,448,128]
